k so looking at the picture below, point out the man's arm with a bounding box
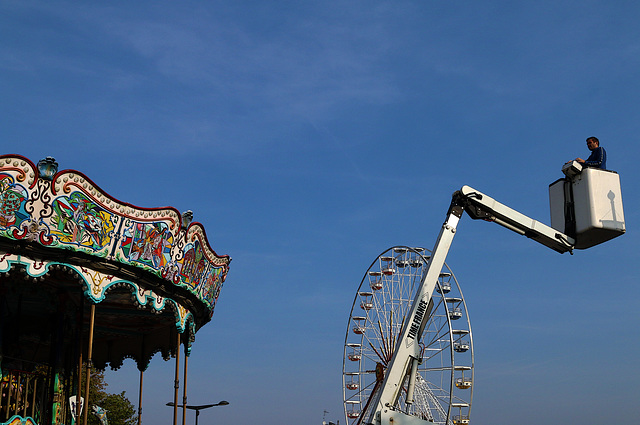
[583,146,605,168]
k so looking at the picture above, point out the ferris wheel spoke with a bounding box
[360,350,381,365]
[375,320,392,362]
[413,381,450,418]
[423,316,453,349]
[367,340,388,365]
[360,325,393,364]
[423,331,451,356]
[346,377,377,398]
[386,311,396,360]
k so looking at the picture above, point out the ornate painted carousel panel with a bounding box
[0,155,231,425]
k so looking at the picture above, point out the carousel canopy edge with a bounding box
[0,154,231,320]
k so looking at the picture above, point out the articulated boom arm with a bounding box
[368,186,574,425]
[455,185,575,254]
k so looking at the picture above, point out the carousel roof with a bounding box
[0,155,231,370]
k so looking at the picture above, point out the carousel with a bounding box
[0,155,231,425]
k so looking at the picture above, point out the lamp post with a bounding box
[166,401,229,425]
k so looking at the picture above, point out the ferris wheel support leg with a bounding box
[369,202,465,425]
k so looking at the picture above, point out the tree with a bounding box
[94,391,136,425]
[81,369,137,425]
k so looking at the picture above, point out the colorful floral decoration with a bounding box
[0,155,231,327]
[0,173,29,229]
[49,191,115,252]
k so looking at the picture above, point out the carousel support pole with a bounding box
[0,318,3,382]
[0,303,4,421]
[31,376,38,419]
[22,373,28,418]
[137,370,144,425]
[173,333,181,425]
[138,333,146,425]
[16,371,23,418]
[6,372,14,419]
[76,350,83,422]
[182,349,189,425]
[76,299,84,422]
[49,307,65,425]
[82,304,96,425]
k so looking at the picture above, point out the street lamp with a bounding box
[166,401,229,425]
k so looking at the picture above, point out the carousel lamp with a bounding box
[182,210,193,229]
[37,156,58,180]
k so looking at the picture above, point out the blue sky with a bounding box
[2,1,639,424]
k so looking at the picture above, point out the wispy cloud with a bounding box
[102,7,403,118]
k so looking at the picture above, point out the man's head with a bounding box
[586,136,599,150]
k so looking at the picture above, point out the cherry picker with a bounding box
[365,162,625,425]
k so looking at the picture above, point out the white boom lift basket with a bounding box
[549,161,625,249]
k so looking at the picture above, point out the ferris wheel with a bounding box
[342,246,474,425]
